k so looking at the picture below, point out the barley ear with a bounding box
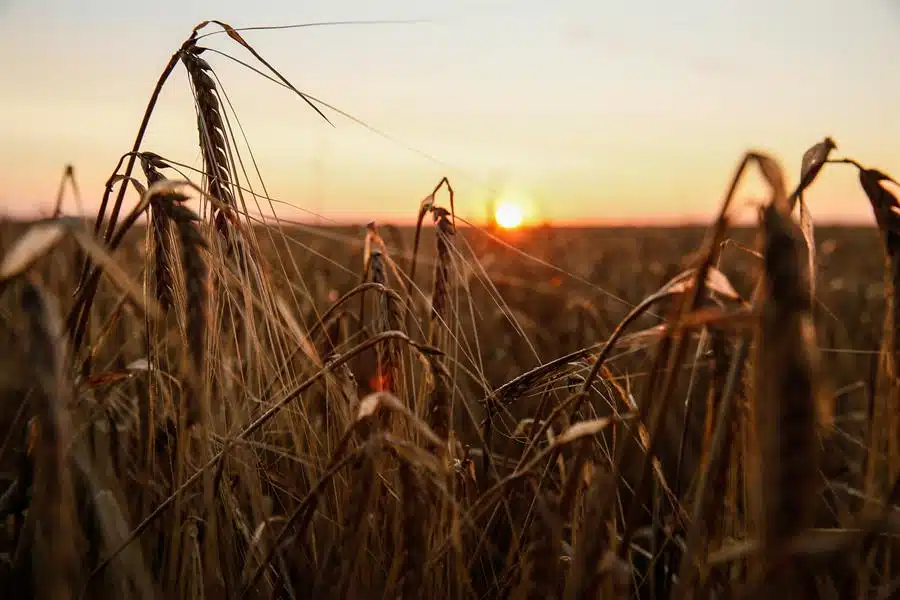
[752,201,827,591]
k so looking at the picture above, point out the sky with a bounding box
[0,0,898,225]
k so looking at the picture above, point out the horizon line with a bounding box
[0,213,882,230]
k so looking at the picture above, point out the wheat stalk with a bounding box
[751,201,826,594]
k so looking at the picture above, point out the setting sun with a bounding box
[495,202,524,229]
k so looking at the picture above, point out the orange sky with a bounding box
[1,0,898,225]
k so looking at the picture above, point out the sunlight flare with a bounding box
[495,201,524,229]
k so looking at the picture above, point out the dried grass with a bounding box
[0,21,896,600]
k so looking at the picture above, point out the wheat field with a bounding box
[1,20,899,600]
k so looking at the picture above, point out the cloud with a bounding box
[561,22,597,45]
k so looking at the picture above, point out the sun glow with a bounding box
[495,201,524,229]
